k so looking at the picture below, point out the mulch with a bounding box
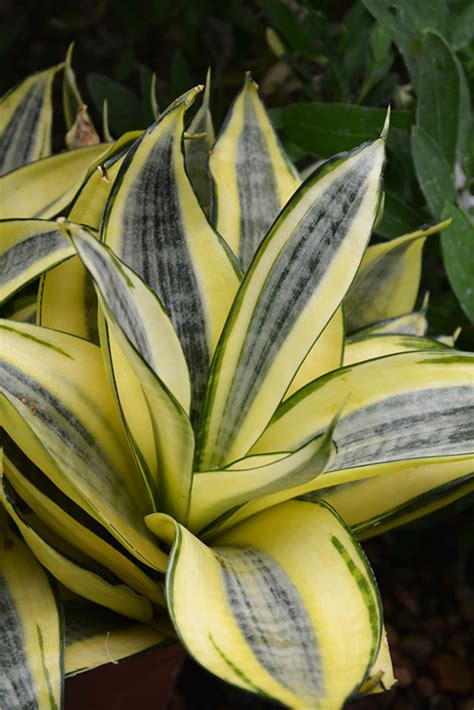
[173,505,474,709]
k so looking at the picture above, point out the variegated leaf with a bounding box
[343,333,449,367]
[3,443,164,605]
[101,88,241,426]
[0,144,107,220]
[209,73,300,268]
[0,516,63,710]
[63,599,170,676]
[198,133,386,468]
[345,222,448,332]
[319,457,474,540]
[189,418,336,533]
[0,66,60,176]
[0,219,72,306]
[253,351,474,482]
[68,224,194,522]
[2,484,153,623]
[0,320,167,572]
[147,499,382,709]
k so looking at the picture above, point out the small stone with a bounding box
[429,654,472,695]
[394,665,414,688]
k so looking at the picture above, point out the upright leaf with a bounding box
[209,74,299,268]
[441,204,474,322]
[69,224,195,523]
[0,66,60,176]
[416,31,461,168]
[198,133,385,468]
[411,126,457,217]
[102,89,241,425]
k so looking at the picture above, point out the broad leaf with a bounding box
[319,457,474,540]
[147,499,382,709]
[198,133,385,468]
[253,351,474,477]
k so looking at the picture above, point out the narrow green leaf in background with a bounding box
[411,126,457,217]
[441,203,474,322]
[416,31,461,169]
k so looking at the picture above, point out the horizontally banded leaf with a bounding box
[319,457,474,540]
[0,523,62,710]
[147,500,382,708]
[185,69,214,212]
[68,224,195,521]
[102,88,241,425]
[189,420,336,533]
[0,219,72,305]
[63,600,170,676]
[343,333,449,367]
[253,351,474,483]
[0,320,167,572]
[37,152,126,341]
[3,449,164,605]
[285,307,344,398]
[0,66,60,176]
[345,223,447,332]
[0,144,107,220]
[209,74,299,268]
[2,486,153,624]
[198,133,386,468]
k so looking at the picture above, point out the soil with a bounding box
[172,504,474,709]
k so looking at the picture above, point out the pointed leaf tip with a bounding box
[380,106,391,140]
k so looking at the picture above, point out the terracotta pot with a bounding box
[64,644,186,710]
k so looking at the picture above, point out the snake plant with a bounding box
[1,64,473,710]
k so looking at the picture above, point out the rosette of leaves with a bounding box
[1,67,473,710]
